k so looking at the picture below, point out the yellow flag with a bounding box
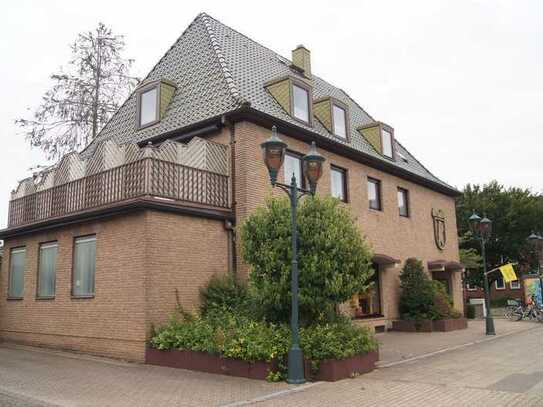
[499,263,517,283]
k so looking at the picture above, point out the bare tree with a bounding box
[16,23,138,160]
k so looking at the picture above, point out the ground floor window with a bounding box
[73,236,96,297]
[38,242,58,298]
[356,263,382,318]
[495,276,505,290]
[510,280,521,289]
[8,247,26,298]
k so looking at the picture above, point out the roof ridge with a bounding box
[200,13,243,105]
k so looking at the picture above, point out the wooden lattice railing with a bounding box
[7,158,230,228]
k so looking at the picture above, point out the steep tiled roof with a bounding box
[86,12,456,193]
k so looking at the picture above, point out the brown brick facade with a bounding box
[0,119,461,360]
[0,211,228,361]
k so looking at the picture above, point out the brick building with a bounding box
[0,13,462,361]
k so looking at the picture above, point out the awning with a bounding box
[428,260,464,272]
[373,253,401,266]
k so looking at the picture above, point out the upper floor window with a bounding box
[138,85,159,128]
[332,104,347,139]
[73,236,96,297]
[284,152,303,188]
[381,128,393,158]
[510,280,520,289]
[292,84,310,123]
[368,177,382,211]
[37,242,58,298]
[8,247,26,298]
[466,282,477,291]
[495,276,505,290]
[331,166,347,202]
[397,187,409,217]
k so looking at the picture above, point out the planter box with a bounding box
[432,318,468,332]
[392,318,468,332]
[145,348,277,380]
[392,319,433,332]
[306,350,379,382]
[146,348,379,382]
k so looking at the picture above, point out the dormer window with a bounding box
[136,79,177,130]
[292,84,310,123]
[332,104,347,139]
[139,86,159,128]
[381,128,393,158]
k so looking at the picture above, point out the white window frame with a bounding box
[466,282,477,291]
[137,83,160,129]
[495,278,506,290]
[291,83,310,124]
[381,128,393,158]
[510,280,521,289]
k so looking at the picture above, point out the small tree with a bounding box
[398,258,435,320]
[241,196,374,324]
[16,23,138,160]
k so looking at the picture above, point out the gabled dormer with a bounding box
[135,79,177,130]
[358,122,395,159]
[313,97,350,141]
[264,75,313,126]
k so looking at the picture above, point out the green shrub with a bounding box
[150,310,378,367]
[199,274,249,316]
[429,280,454,320]
[399,258,435,320]
[241,196,374,324]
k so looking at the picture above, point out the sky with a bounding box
[1,0,542,229]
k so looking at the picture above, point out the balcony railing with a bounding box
[7,158,230,228]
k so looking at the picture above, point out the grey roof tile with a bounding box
[83,12,455,192]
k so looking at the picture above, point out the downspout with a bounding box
[223,116,237,277]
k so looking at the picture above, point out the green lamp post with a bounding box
[469,212,496,335]
[261,125,325,384]
[527,232,543,304]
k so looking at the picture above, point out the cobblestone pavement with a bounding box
[1,322,542,407]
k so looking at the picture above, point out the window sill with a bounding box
[7,297,24,301]
[353,314,384,320]
[71,295,95,300]
[369,207,382,212]
[36,296,55,301]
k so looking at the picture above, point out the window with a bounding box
[381,128,393,158]
[8,248,26,298]
[356,263,382,317]
[284,152,303,188]
[397,187,409,217]
[466,282,477,291]
[331,166,347,202]
[332,104,347,139]
[495,276,505,290]
[510,280,521,289]
[368,178,382,211]
[37,242,58,298]
[138,86,158,128]
[73,236,96,297]
[292,84,309,123]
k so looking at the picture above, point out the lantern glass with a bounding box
[302,142,325,192]
[468,212,481,235]
[260,126,286,184]
[480,217,492,239]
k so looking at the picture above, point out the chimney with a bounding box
[291,45,311,78]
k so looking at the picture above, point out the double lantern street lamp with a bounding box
[469,212,496,336]
[527,232,543,303]
[261,125,325,384]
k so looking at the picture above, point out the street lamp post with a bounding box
[469,212,496,335]
[527,232,543,304]
[260,126,325,384]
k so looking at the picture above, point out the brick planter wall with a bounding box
[307,350,379,382]
[393,318,467,332]
[432,318,468,331]
[145,348,277,380]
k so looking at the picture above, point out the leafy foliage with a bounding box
[241,196,374,324]
[199,274,250,316]
[456,181,543,286]
[16,23,138,160]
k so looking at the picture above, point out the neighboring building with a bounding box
[464,275,524,304]
[0,13,462,361]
